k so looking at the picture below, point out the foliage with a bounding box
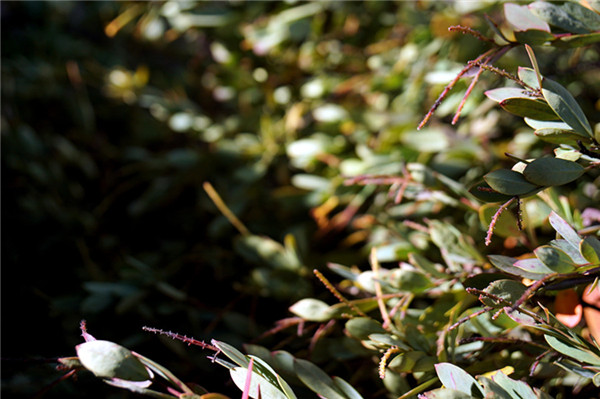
[2,1,600,399]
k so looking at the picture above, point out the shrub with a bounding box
[3,1,599,398]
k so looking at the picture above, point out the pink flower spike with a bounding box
[242,357,254,399]
[80,320,96,342]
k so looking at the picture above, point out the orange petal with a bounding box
[555,289,582,328]
[582,285,600,342]
[582,284,600,307]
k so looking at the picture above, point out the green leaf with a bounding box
[554,32,600,48]
[561,1,600,30]
[479,204,520,238]
[391,269,433,293]
[488,255,550,280]
[389,351,428,373]
[522,158,584,187]
[498,97,559,120]
[513,258,555,276]
[483,169,541,196]
[490,371,537,399]
[518,67,541,90]
[524,118,572,130]
[544,335,600,366]
[293,359,347,399]
[524,45,542,89]
[333,376,365,399]
[514,29,556,45]
[534,128,592,146]
[328,298,380,319]
[345,317,386,340]
[504,3,550,32]
[289,298,334,322]
[212,340,250,368]
[581,236,600,265]
[429,220,484,264]
[277,374,298,399]
[551,239,587,266]
[469,181,514,203]
[234,235,302,271]
[541,77,593,138]
[529,1,592,34]
[534,245,576,273]
[408,253,448,279]
[369,333,410,350]
[434,363,484,397]
[480,279,527,308]
[76,340,151,382]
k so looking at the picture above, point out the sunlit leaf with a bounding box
[534,128,592,146]
[488,255,549,280]
[513,258,554,276]
[498,97,559,120]
[484,87,536,102]
[561,1,600,30]
[544,335,600,366]
[534,245,576,273]
[548,211,582,249]
[289,298,334,322]
[504,3,550,32]
[529,1,592,34]
[434,363,484,396]
[503,307,538,326]
[581,237,600,265]
[76,340,151,382]
[213,340,250,368]
[490,371,537,399]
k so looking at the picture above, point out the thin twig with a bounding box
[203,181,250,236]
[486,196,517,246]
[313,269,368,317]
[371,248,393,328]
[418,48,496,130]
[452,63,485,125]
[448,25,496,43]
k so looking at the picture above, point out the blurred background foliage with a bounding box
[2,1,599,398]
